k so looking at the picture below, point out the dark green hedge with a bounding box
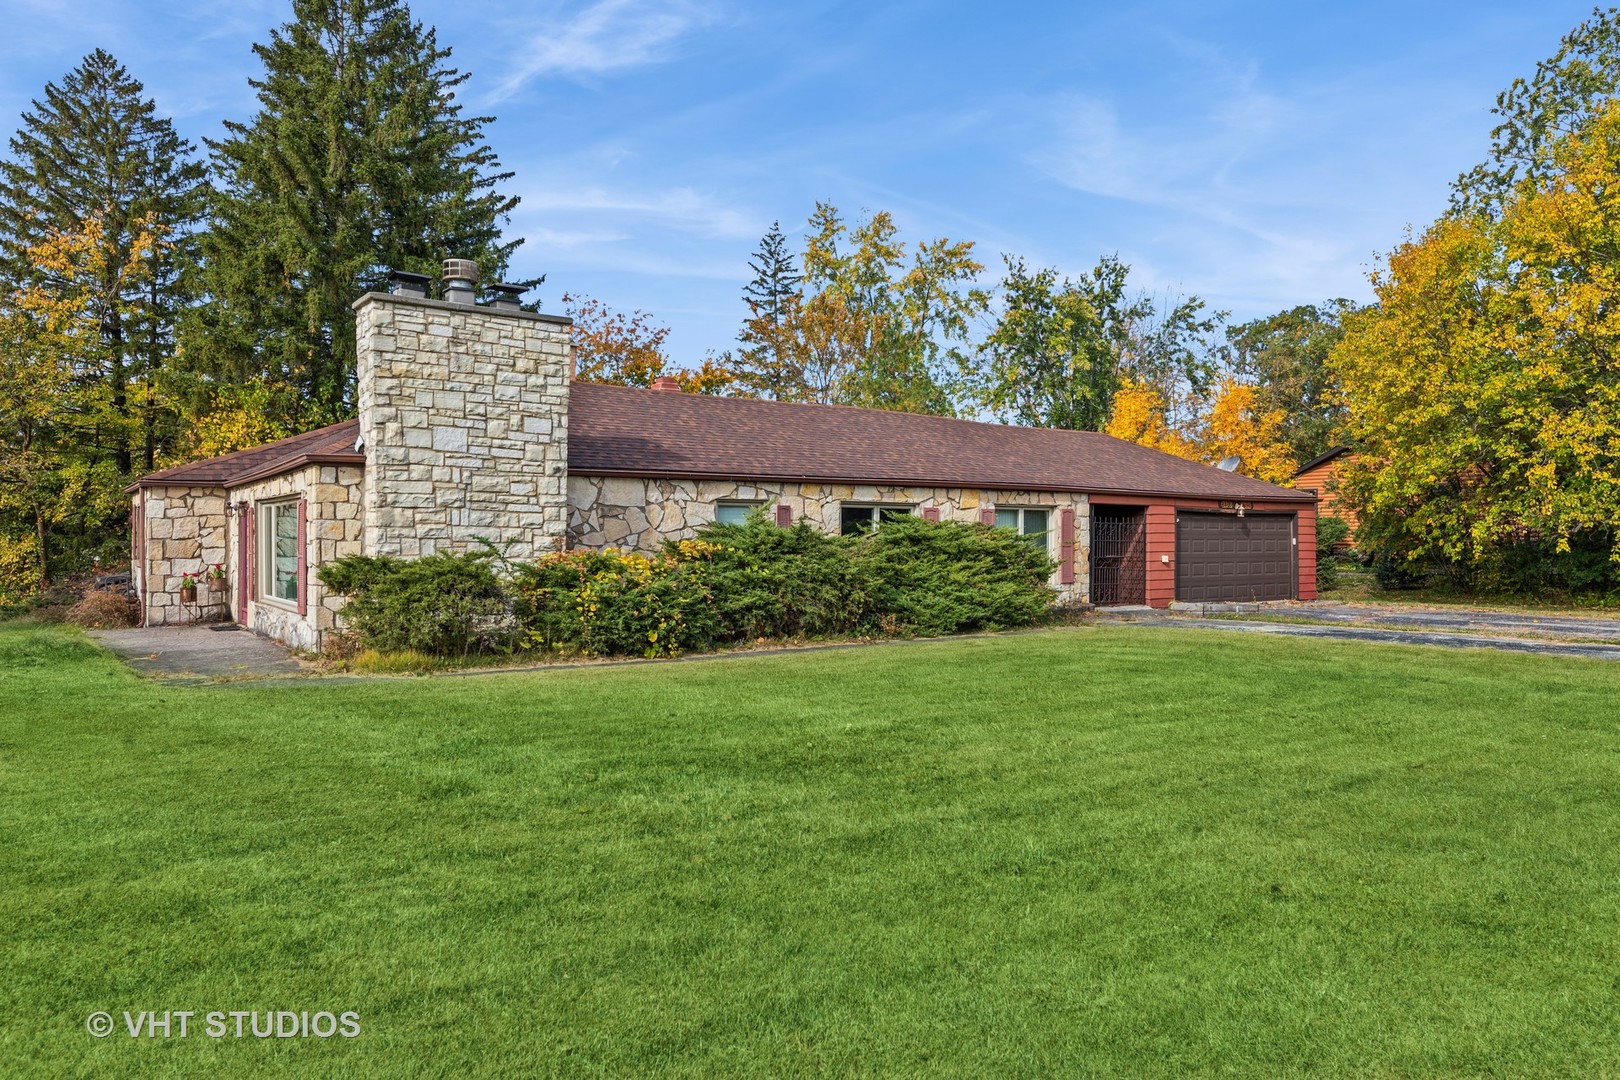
[321,515,1058,659]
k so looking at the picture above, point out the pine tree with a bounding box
[186,0,525,427]
[0,49,207,473]
[731,221,804,398]
[743,221,801,326]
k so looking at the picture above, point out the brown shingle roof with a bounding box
[567,382,1312,502]
[131,383,1312,503]
[127,421,362,491]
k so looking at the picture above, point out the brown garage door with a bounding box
[1175,512,1296,602]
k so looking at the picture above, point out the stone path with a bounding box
[89,625,310,681]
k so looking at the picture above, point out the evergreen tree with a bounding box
[743,220,801,326]
[187,0,525,427]
[0,49,207,472]
[731,221,804,398]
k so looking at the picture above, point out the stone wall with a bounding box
[355,292,572,561]
[568,476,1091,602]
[226,464,365,652]
[136,485,230,626]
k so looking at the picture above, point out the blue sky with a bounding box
[0,0,1600,362]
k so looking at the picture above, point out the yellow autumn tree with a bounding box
[1332,99,1620,585]
[1104,379,1194,456]
[0,212,162,598]
[1199,379,1297,485]
[1105,377,1295,483]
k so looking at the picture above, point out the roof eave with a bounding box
[569,466,1316,502]
[125,452,365,494]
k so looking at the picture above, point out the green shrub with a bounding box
[693,515,867,639]
[509,542,720,658]
[324,513,1061,660]
[318,551,511,656]
[1316,514,1351,553]
[851,515,1055,635]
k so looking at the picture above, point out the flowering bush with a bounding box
[509,541,720,658]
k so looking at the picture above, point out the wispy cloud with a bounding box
[516,183,761,241]
[488,0,717,101]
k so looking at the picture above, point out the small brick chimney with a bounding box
[650,375,682,393]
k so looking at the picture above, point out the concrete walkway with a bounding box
[89,625,311,681]
[1100,602,1620,661]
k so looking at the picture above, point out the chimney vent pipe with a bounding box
[442,258,479,305]
[388,269,431,299]
[488,282,526,312]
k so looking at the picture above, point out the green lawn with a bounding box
[4,623,1619,1078]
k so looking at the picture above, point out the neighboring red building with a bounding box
[1293,446,1357,532]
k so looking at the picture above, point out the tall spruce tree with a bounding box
[187,0,524,426]
[0,49,207,473]
[732,220,804,398]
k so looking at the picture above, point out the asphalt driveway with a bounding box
[1103,602,1620,661]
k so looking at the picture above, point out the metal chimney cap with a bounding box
[442,258,480,284]
[388,269,432,297]
[487,282,526,311]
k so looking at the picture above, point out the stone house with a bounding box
[129,269,1318,651]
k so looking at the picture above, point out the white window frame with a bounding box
[713,500,764,526]
[840,503,913,536]
[258,499,301,610]
[994,506,1053,553]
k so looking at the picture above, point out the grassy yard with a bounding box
[3,622,1619,1078]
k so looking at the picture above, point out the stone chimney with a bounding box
[354,263,573,560]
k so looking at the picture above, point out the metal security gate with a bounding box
[1175,511,1295,602]
[1091,509,1146,605]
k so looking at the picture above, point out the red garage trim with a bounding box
[1091,493,1315,608]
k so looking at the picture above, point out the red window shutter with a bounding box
[236,507,250,624]
[979,507,996,526]
[922,506,939,523]
[245,505,256,610]
[775,504,792,528]
[296,499,308,615]
[1059,507,1076,584]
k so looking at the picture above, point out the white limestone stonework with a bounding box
[567,475,1092,603]
[354,292,572,560]
[225,465,365,652]
[135,485,230,627]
